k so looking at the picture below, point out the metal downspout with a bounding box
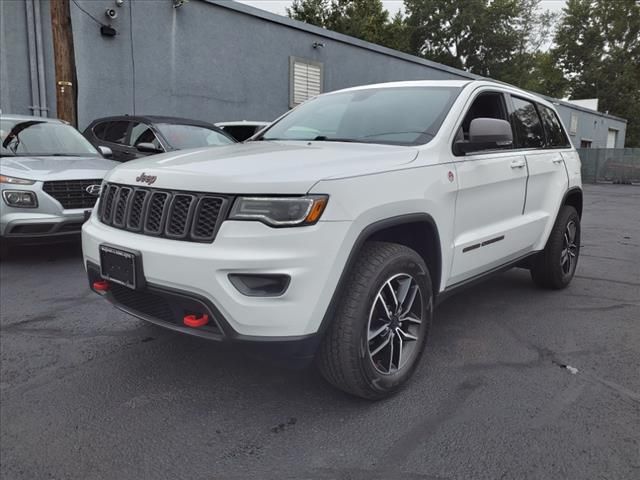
[25,0,40,116]
[34,0,48,117]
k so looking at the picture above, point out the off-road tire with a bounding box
[530,205,580,289]
[317,241,433,400]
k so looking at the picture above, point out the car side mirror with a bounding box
[455,118,513,155]
[97,146,113,158]
[136,142,163,154]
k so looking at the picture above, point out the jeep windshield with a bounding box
[259,86,462,146]
[0,119,100,157]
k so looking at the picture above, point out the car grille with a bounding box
[42,179,102,209]
[98,183,230,243]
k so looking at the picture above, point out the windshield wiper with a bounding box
[312,136,363,143]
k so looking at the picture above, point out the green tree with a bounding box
[287,0,396,47]
[553,0,640,146]
[495,0,567,96]
[403,0,522,77]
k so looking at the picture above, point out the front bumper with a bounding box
[1,183,95,241]
[82,214,352,340]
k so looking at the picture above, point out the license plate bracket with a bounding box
[99,244,144,290]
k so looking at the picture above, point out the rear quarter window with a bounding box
[538,105,571,148]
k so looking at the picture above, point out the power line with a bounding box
[70,0,106,27]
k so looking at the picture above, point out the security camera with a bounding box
[105,8,118,20]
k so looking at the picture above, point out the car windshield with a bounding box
[260,86,462,146]
[0,119,100,157]
[155,124,235,149]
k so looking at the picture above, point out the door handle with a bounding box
[552,157,564,164]
[510,160,526,169]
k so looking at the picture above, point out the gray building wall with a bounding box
[0,0,56,117]
[1,0,627,147]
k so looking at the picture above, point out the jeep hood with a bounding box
[105,141,419,194]
[0,155,119,181]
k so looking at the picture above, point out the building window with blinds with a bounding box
[289,57,323,108]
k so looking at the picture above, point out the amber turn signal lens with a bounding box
[305,197,328,223]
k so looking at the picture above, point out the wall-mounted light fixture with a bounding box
[173,0,189,8]
[312,42,325,49]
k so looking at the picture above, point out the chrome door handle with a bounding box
[510,160,526,169]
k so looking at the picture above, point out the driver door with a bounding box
[448,91,530,286]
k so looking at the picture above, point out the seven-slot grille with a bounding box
[42,179,102,209]
[99,183,228,243]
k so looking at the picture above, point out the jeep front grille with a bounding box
[98,183,230,243]
[43,179,102,209]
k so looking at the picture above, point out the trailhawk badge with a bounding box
[136,173,157,185]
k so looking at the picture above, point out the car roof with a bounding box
[87,115,216,128]
[0,114,66,124]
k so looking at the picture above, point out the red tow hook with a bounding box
[183,314,209,328]
[92,280,110,293]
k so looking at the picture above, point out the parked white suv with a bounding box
[82,80,582,399]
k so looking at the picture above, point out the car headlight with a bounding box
[2,190,38,208]
[0,175,36,185]
[229,195,328,227]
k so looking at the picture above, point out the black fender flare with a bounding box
[316,213,442,337]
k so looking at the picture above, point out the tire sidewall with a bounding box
[356,253,433,396]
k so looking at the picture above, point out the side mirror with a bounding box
[455,118,513,155]
[136,142,163,154]
[97,146,113,158]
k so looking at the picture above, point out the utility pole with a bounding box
[50,0,77,126]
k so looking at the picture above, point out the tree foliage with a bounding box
[287,0,395,47]
[554,0,640,146]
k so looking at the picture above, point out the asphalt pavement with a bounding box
[1,184,639,480]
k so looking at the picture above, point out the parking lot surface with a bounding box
[1,184,639,480]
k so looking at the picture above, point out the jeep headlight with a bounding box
[2,190,38,208]
[229,195,328,227]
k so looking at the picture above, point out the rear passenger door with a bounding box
[510,97,570,245]
[449,90,530,285]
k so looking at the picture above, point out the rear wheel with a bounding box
[317,241,433,399]
[530,205,580,289]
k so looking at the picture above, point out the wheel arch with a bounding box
[562,187,583,219]
[318,213,442,336]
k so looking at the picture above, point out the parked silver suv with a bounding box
[1,115,118,253]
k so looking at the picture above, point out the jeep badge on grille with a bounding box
[136,173,157,185]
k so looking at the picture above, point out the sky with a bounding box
[236,0,567,16]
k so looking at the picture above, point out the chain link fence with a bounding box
[577,148,640,184]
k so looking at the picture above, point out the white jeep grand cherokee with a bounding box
[82,80,582,399]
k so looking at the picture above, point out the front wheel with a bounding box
[317,241,433,400]
[530,205,581,289]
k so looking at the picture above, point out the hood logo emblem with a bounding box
[85,184,102,196]
[136,173,157,185]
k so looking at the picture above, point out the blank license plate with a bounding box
[100,245,138,289]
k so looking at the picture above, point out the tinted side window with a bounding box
[538,105,570,148]
[100,121,129,144]
[92,122,108,140]
[129,122,162,150]
[511,97,545,149]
